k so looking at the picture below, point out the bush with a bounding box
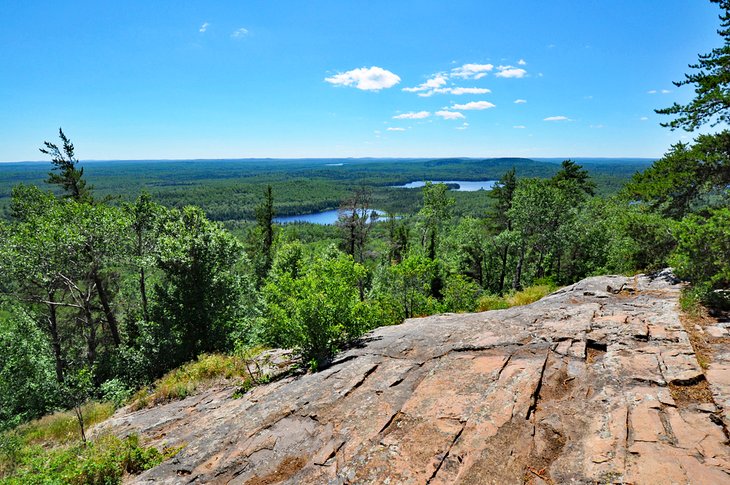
[476,284,556,312]
[100,379,133,409]
[670,207,730,290]
[0,433,167,484]
[442,274,481,313]
[260,246,371,368]
[476,294,510,312]
[507,284,555,306]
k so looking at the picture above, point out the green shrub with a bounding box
[442,274,481,313]
[18,402,115,446]
[0,434,167,484]
[507,285,555,307]
[476,294,510,312]
[476,284,556,312]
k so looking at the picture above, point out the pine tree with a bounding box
[40,128,93,203]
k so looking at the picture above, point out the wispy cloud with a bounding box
[393,111,430,120]
[325,66,401,91]
[590,124,605,129]
[435,110,466,120]
[448,87,491,95]
[514,99,527,104]
[231,28,249,38]
[456,122,470,130]
[451,63,494,79]
[640,116,649,121]
[544,116,571,121]
[402,74,448,94]
[387,127,406,131]
[450,101,495,110]
[513,125,526,129]
[495,65,527,78]
[518,59,527,66]
[199,22,209,33]
[661,89,672,94]
[647,90,657,94]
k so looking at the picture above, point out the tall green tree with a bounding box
[153,206,255,364]
[418,182,453,297]
[125,192,163,330]
[488,168,517,294]
[40,128,93,203]
[255,185,276,279]
[626,132,730,218]
[551,160,596,197]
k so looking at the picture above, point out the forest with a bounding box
[1,4,730,483]
[0,156,651,222]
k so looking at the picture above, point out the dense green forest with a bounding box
[0,156,652,221]
[1,2,730,483]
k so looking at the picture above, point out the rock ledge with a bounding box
[98,273,730,484]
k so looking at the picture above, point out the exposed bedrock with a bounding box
[97,272,730,484]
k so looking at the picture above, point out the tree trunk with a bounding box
[46,298,65,383]
[75,406,86,443]
[498,243,509,295]
[83,303,97,367]
[513,243,525,291]
[139,266,149,322]
[93,271,120,346]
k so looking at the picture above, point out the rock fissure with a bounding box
[425,421,466,484]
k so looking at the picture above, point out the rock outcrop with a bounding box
[99,273,730,484]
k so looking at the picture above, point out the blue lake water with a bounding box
[274,209,389,225]
[394,180,496,191]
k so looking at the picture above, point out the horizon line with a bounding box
[0,155,659,164]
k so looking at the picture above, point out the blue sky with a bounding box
[0,1,723,161]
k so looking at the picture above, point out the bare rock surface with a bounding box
[97,273,730,484]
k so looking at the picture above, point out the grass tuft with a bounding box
[130,350,269,410]
[477,284,557,313]
[16,402,115,446]
[0,433,174,484]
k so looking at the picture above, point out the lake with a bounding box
[274,209,389,225]
[394,180,496,191]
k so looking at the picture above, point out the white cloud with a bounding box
[514,99,527,104]
[456,122,469,130]
[403,74,448,93]
[448,87,491,95]
[518,59,527,66]
[544,116,570,121]
[661,89,672,94]
[393,111,430,120]
[325,66,401,91]
[387,127,406,131]
[450,100,495,110]
[495,65,527,78]
[231,28,249,38]
[410,86,492,97]
[199,22,209,33]
[640,116,649,121]
[590,124,605,129]
[451,63,494,79]
[513,125,526,129]
[435,110,466,120]
[647,90,657,94]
